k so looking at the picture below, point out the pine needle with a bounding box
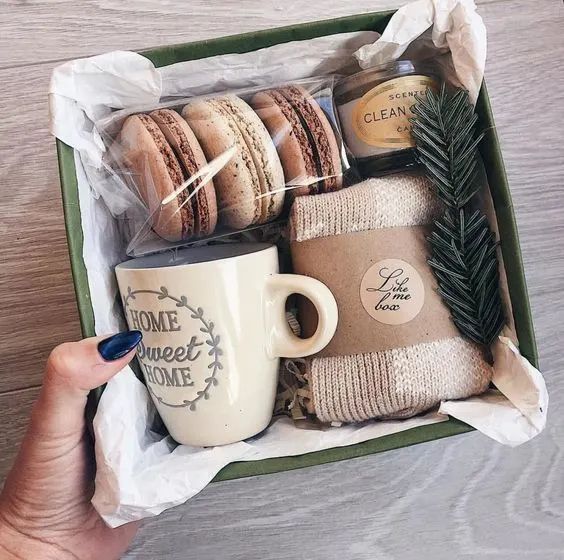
[411,84,505,347]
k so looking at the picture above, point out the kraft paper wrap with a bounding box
[288,175,494,424]
[292,225,459,357]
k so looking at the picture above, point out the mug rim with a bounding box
[115,242,275,272]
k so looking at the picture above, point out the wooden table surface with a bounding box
[1,0,563,558]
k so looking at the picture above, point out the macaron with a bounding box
[150,109,217,237]
[182,95,285,229]
[118,110,217,242]
[251,85,343,197]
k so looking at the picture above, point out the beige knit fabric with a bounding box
[289,174,492,423]
[290,174,444,241]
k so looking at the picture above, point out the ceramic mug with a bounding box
[115,243,338,446]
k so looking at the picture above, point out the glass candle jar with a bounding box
[334,60,440,177]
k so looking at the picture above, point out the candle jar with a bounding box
[334,60,440,177]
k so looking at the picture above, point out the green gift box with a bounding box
[56,10,538,482]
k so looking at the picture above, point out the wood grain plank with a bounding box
[478,0,564,373]
[0,0,498,70]
[0,64,82,392]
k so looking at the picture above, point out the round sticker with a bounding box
[360,258,425,325]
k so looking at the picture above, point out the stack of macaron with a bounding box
[118,86,343,242]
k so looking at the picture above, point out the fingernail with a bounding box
[98,330,142,361]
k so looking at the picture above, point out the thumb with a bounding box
[30,331,142,439]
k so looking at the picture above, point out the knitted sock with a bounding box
[289,175,492,423]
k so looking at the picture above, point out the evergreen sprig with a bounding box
[411,84,504,347]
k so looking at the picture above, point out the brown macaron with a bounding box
[150,109,217,237]
[251,85,343,197]
[118,110,217,242]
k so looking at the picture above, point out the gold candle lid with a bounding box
[335,60,440,104]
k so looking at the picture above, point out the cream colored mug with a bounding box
[115,243,338,446]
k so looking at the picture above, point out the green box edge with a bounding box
[56,10,539,484]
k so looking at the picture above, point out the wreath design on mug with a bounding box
[123,286,223,411]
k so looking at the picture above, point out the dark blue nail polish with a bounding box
[98,330,142,361]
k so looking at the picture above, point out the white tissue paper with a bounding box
[355,0,487,103]
[49,0,547,528]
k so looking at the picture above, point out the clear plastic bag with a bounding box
[98,77,348,256]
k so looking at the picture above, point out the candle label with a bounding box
[360,258,425,325]
[352,76,437,148]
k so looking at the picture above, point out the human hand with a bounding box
[0,331,143,560]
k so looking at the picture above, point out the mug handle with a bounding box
[265,274,338,359]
